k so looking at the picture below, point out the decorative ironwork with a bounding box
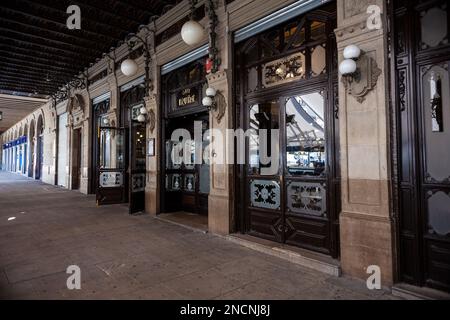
[250,180,281,210]
[125,25,155,97]
[333,83,339,119]
[398,69,407,111]
[206,0,221,74]
[262,52,305,88]
[131,173,145,192]
[429,71,443,132]
[184,174,195,191]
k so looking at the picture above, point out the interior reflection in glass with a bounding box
[100,129,124,169]
[249,101,280,175]
[285,92,326,176]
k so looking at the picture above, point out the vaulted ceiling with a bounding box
[0,0,180,99]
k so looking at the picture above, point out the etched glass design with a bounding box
[287,181,326,216]
[250,180,281,210]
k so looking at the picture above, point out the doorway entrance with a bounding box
[71,128,82,190]
[235,3,339,257]
[160,56,210,224]
[393,0,450,292]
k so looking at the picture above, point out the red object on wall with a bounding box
[205,58,212,74]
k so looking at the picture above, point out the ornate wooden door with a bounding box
[96,127,127,205]
[394,0,450,292]
[236,3,339,257]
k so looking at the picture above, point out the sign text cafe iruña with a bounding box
[177,87,198,108]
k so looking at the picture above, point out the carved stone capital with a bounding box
[144,94,157,134]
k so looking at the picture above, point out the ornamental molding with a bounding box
[341,52,382,103]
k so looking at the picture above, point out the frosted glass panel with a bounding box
[428,191,450,236]
[423,65,450,183]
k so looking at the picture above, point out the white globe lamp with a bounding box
[181,20,205,46]
[202,96,213,107]
[205,87,216,97]
[121,58,138,77]
[343,45,361,60]
[140,106,147,115]
[339,59,357,75]
[137,114,146,123]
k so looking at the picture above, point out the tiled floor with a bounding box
[0,171,398,300]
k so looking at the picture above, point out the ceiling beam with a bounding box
[0,31,98,60]
[0,17,104,49]
[0,76,66,89]
[0,84,53,95]
[7,0,132,35]
[0,26,104,56]
[0,65,72,82]
[0,6,119,43]
[0,49,89,70]
[0,55,83,74]
[0,74,66,86]
[0,44,92,67]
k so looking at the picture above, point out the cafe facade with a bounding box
[1,0,449,294]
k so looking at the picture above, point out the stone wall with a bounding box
[335,0,394,285]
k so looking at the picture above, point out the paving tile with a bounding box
[0,171,398,300]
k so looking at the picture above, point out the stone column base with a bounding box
[340,212,394,286]
[208,193,232,235]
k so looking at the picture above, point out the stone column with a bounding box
[335,0,394,285]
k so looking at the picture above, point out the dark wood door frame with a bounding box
[233,3,340,257]
[390,0,450,292]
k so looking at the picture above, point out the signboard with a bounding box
[176,87,198,108]
[100,172,123,187]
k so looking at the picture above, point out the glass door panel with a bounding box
[247,100,283,242]
[284,91,330,252]
[96,127,126,205]
[129,120,146,214]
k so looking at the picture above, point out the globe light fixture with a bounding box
[205,87,216,97]
[137,114,146,123]
[343,44,361,60]
[140,106,148,115]
[181,20,205,46]
[202,96,213,108]
[121,58,138,77]
[339,59,357,75]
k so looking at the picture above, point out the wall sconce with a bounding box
[202,87,226,123]
[120,25,155,97]
[137,106,147,123]
[339,44,381,103]
[181,0,205,46]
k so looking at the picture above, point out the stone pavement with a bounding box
[0,171,398,300]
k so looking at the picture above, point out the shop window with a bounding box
[310,21,327,41]
[248,101,280,175]
[311,44,327,77]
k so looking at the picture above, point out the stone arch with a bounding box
[28,119,36,178]
[36,112,44,136]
